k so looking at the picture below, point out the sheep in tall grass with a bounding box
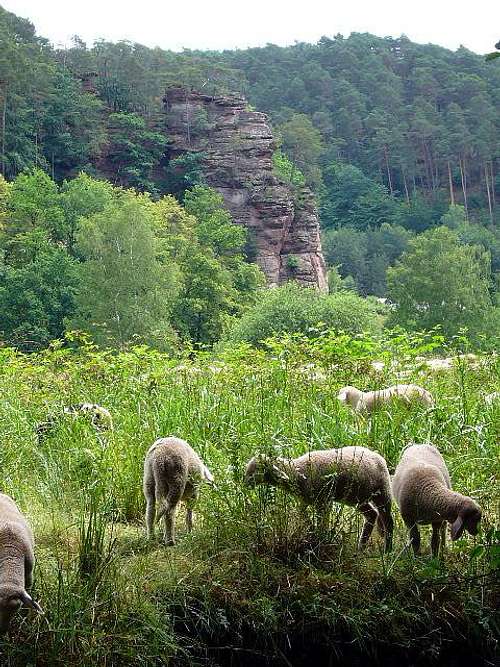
[0,493,43,633]
[392,443,481,557]
[244,446,394,552]
[143,437,214,546]
[337,384,434,413]
[36,403,113,440]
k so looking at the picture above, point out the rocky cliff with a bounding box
[163,88,328,291]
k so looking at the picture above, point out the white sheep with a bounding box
[337,384,434,413]
[244,446,394,552]
[392,443,482,557]
[143,437,214,546]
[0,493,43,633]
[484,391,500,406]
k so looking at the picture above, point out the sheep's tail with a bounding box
[203,465,214,484]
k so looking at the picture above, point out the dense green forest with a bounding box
[0,5,499,352]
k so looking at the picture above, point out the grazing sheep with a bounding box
[36,403,113,440]
[143,437,214,546]
[0,493,43,633]
[485,391,500,406]
[244,446,394,552]
[337,384,434,413]
[392,443,481,557]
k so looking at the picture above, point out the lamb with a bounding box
[337,384,434,413]
[143,437,214,546]
[244,446,394,552]
[392,443,481,557]
[0,493,43,633]
[36,403,113,440]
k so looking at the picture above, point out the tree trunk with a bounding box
[447,161,455,205]
[402,169,410,204]
[485,162,493,224]
[1,88,6,177]
[489,161,496,209]
[384,146,393,195]
[459,157,468,221]
[184,94,191,146]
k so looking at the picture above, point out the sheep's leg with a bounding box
[162,505,177,546]
[186,507,193,532]
[431,522,444,558]
[408,524,421,555]
[144,478,156,538]
[358,503,378,550]
[145,497,156,538]
[24,555,34,589]
[160,484,185,546]
[376,500,394,553]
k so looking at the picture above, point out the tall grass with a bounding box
[0,333,497,665]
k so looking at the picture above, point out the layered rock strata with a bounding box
[164,88,327,290]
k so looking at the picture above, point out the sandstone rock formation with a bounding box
[163,88,328,291]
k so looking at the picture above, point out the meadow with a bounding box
[0,331,498,666]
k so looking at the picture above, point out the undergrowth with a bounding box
[0,330,498,665]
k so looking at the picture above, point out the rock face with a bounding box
[163,88,328,291]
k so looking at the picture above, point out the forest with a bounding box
[0,5,498,665]
[0,5,499,352]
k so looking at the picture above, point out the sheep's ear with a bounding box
[337,390,347,402]
[450,515,465,541]
[20,591,43,614]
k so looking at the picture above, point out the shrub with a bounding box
[223,282,384,347]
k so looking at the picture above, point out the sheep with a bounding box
[0,493,43,633]
[392,443,481,557]
[484,391,500,406]
[143,437,214,546]
[337,384,434,413]
[36,403,113,440]
[244,446,394,552]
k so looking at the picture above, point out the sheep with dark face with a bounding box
[0,493,42,633]
[392,444,481,557]
[143,437,214,546]
[245,446,394,552]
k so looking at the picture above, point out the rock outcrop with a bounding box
[163,88,328,290]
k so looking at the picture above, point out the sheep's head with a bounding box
[0,586,43,634]
[451,498,482,540]
[244,456,289,487]
[337,386,362,409]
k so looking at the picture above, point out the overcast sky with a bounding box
[2,0,499,54]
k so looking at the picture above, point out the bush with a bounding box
[223,282,384,346]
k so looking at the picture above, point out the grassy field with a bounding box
[0,333,498,666]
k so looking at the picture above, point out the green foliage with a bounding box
[0,229,78,350]
[320,163,400,231]
[105,112,165,193]
[322,223,412,296]
[278,113,323,189]
[174,186,264,344]
[224,282,383,346]
[69,191,178,350]
[272,149,306,186]
[387,226,497,341]
[0,335,497,664]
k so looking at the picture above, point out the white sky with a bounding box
[2,0,499,54]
